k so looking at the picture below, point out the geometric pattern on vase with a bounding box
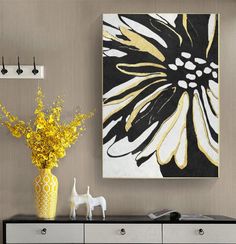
[34,169,58,219]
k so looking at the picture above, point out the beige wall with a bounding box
[0,0,236,241]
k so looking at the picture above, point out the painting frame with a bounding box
[102,13,220,179]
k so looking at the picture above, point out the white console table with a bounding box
[3,215,236,243]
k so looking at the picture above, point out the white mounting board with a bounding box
[0,65,44,79]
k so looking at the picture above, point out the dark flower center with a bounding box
[167,52,218,90]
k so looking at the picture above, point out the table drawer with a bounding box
[163,224,236,243]
[85,223,162,243]
[6,223,83,243]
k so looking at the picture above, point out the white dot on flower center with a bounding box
[185,61,196,70]
[204,67,212,74]
[194,58,206,64]
[178,80,187,89]
[168,64,178,70]
[189,82,197,88]
[210,62,218,69]
[196,70,203,77]
[186,74,196,80]
[212,71,217,78]
[175,58,184,66]
[181,52,191,59]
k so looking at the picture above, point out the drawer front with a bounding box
[85,223,162,243]
[6,223,84,243]
[163,224,236,243]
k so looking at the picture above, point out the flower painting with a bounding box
[103,14,219,178]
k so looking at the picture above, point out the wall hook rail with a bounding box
[0,56,44,79]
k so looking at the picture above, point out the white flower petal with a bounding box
[104,49,127,58]
[157,14,178,27]
[175,128,187,169]
[136,95,182,161]
[103,96,133,119]
[103,37,111,41]
[149,14,167,23]
[134,84,171,109]
[201,86,218,134]
[207,89,219,115]
[193,93,218,166]
[139,102,151,113]
[157,92,189,164]
[108,121,159,156]
[103,117,122,137]
[208,14,216,42]
[103,14,128,29]
[121,17,167,48]
[194,90,218,151]
[103,77,140,99]
[209,79,219,98]
[103,25,121,37]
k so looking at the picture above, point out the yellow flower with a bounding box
[0,86,94,170]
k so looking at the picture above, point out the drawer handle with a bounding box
[120,228,126,235]
[198,228,204,235]
[41,228,47,235]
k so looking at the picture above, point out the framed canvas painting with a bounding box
[102,13,219,178]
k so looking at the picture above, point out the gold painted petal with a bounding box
[103,26,165,62]
[182,14,193,46]
[120,26,165,62]
[116,62,166,77]
[157,92,189,165]
[207,89,219,116]
[125,84,172,131]
[193,93,218,166]
[206,14,217,58]
[174,127,188,169]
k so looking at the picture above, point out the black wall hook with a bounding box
[32,57,39,75]
[1,56,8,75]
[16,56,23,75]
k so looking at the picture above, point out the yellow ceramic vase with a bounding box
[33,169,58,219]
